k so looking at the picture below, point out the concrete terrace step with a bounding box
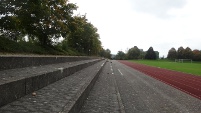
[0,58,102,107]
[0,60,106,113]
[0,56,96,71]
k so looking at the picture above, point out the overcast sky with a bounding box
[70,0,201,57]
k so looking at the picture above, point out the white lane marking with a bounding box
[110,63,113,72]
[118,69,123,75]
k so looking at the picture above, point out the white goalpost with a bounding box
[175,59,192,63]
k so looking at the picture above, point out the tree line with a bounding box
[99,48,111,59]
[0,0,102,56]
[167,47,201,61]
[115,46,158,60]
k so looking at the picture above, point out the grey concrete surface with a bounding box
[80,60,201,113]
[0,60,106,113]
[0,56,97,71]
[111,60,201,113]
[0,59,101,107]
[80,61,125,113]
[1,59,200,113]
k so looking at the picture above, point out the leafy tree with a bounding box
[0,0,77,45]
[99,48,105,58]
[91,36,102,55]
[127,46,140,59]
[115,51,126,60]
[177,46,185,59]
[145,47,156,60]
[183,47,193,59]
[105,49,111,59]
[192,49,201,61]
[167,47,177,60]
[99,48,111,59]
[0,1,103,56]
[139,49,145,59]
[66,15,101,55]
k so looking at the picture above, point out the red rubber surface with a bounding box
[119,60,201,100]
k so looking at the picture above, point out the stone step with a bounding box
[0,55,97,71]
[0,58,102,107]
[0,60,106,113]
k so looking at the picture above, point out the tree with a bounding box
[192,49,201,61]
[115,51,126,60]
[66,15,101,55]
[0,0,77,45]
[99,48,111,59]
[177,46,185,59]
[145,47,156,60]
[99,48,105,58]
[127,46,140,59]
[167,47,177,60]
[105,49,111,59]
[139,49,145,59]
[183,47,193,59]
[0,0,23,41]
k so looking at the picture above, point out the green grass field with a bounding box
[129,60,201,76]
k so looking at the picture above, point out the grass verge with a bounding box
[0,36,81,56]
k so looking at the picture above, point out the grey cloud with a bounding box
[130,0,187,18]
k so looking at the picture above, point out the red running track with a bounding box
[119,60,201,100]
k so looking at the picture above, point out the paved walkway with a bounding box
[80,61,124,113]
[81,60,201,113]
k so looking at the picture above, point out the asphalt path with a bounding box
[80,61,121,113]
[84,60,201,113]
